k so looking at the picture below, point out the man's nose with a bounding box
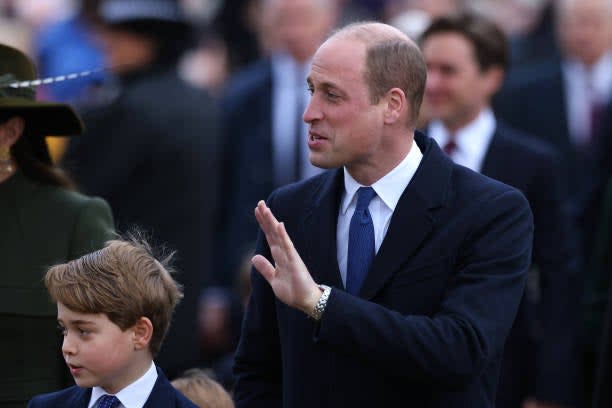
[303,95,321,123]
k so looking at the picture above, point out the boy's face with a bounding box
[57,302,143,394]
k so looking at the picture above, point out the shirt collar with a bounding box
[271,53,311,86]
[340,140,423,215]
[89,362,157,408]
[429,108,496,158]
[563,51,612,101]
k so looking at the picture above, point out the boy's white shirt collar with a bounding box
[89,361,157,408]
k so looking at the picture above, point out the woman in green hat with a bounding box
[0,44,115,407]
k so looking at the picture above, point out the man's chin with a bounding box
[309,159,336,170]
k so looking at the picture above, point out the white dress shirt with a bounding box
[429,108,496,172]
[89,362,157,408]
[562,51,612,144]
[337,141,423,286]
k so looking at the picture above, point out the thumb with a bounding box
[252,254,276,283]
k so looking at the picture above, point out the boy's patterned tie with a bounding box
[346,186,377,295]
[97,394,120,408]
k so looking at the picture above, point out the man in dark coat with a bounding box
[420,13,581,408]
[233,21,533,408]
[62,0,222,378]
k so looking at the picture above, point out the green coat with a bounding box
[0,172,114,407]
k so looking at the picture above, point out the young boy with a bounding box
[171,368,235,408]
[27,238,198,408]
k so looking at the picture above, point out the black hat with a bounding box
[97,0,194,64]
[98,0,188,26]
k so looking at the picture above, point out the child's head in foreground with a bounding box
[45,237,183,394]
[171,368,235,408]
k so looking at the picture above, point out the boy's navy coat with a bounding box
[27,367,196,408]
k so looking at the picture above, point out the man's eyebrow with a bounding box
[307,78,341,90]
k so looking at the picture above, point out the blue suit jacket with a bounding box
[478,124,581,407]
[233,132,534,407]
[215,59,275,286]
[26,367,196,408]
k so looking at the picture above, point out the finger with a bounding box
[255,201,282,245]
[252,254,276,283]
[277,222,296,259]
[254,202,276,245]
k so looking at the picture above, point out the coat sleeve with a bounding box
[68,196,115,259]
[314,188,533,387]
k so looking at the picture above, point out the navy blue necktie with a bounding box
[97,394,120,408]
[346,187,377,295]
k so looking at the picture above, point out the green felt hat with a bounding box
[0,43,84,136]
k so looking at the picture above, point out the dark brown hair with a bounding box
[420,11,509,72]
[0,113,75,189]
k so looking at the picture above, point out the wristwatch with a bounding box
[310,284,331,321]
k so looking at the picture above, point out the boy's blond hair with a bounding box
[45,237,183,356]
[171,368,234,408]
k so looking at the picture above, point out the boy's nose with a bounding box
[61,335,76,355]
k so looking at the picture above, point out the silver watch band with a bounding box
[310,284,331,321]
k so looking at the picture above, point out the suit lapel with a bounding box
[302,170,345,289]
[359,133,453,300]
[73,387,91,407]
[143,367,174,408]
[480,126,505,179]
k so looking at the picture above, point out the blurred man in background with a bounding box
[422,12,581,408]
[62,0,222,379]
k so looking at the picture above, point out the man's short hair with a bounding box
[332,22,427,127]
[420,12,509,72]
[45,235,183,356]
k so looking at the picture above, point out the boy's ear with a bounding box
[132,317,153,350]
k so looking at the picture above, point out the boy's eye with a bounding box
[57,325,67,336]
[78,328,90,336]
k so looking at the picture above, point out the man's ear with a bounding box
[482,66,505,98]
[383,87,406,125]
[132,317,153,350]
[0,117,25,147]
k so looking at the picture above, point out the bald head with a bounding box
[325,22,427,126]
[557,0,612,15]
[556,0,612,66]
[332,21,417,47]
[262,0,339,63]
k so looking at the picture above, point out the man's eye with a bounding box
[306,86,314,95]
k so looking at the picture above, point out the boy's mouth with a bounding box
[67,363,84,375]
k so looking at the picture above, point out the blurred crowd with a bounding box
[1,0,612,407]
